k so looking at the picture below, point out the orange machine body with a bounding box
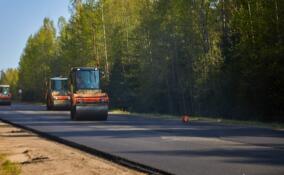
[0,85,12,105]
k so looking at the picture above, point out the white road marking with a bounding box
[161,136,239,144]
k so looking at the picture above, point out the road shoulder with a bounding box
[0,121,144,175]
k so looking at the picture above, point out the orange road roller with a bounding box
[46,77,71,110]
[0,85,12,105]
[69,67,109,120]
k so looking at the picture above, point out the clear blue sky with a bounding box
[0,0,71,71]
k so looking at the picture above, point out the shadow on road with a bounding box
[119,148,284,166]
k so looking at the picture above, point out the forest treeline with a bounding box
[1,0,283,121]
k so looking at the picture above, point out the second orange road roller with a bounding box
[46,77,71,110]
[69,67,109,120]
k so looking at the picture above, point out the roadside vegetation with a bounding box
[111,109,284,130]
[0,154,21,175]
[0,0,283,122]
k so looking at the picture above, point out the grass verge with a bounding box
[0,154,21,175]
[110,109,284,130]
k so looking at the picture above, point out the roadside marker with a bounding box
[182,115,190,123]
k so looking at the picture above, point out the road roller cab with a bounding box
[69,67,109,120]
[46,77,71,110]
[0,85,12,105]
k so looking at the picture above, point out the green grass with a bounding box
[109,109,130,115]
[110,109,284,130]
[185,115,284,130]
[0,155,21,175]
[212,117,284,130]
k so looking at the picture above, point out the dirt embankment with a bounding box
[0,122,144,175]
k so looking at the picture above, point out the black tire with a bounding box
[70,106,76,120]
[46,97,52,110]
[46,103,53,110]
[98,113,108,121]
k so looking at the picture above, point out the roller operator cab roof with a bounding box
[50,77,68,81]
[71,67,99,72]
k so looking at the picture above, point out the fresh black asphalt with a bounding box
[0,104,284,175]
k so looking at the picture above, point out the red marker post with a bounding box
[182,115,190,123]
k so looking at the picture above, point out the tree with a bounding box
[18,18,57,101]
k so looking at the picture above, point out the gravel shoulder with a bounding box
[0,121,144,175]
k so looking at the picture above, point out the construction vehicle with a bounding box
[69,67,109,120]
[46,77,71,110]
[0,85,12,105]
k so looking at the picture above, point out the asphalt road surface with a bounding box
[1,103,284,175]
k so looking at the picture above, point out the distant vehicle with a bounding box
[69,67,109,120]
[0,85,12,105]
[46,77,71,110]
